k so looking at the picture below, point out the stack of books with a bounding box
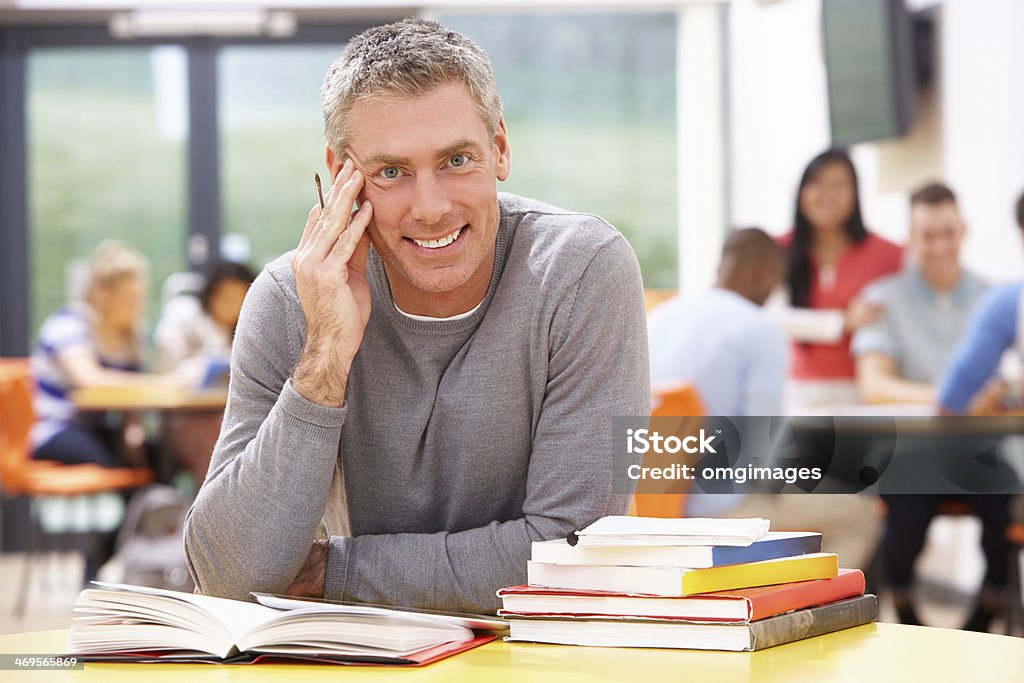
[498,516,876,652]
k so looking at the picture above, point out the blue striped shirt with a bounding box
[29,306,140,448]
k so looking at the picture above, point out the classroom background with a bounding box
[0,0,1022,641]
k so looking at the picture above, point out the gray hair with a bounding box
[321,18,504,155]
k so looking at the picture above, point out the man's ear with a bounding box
[494,117,511,182]
[325,145,345,181]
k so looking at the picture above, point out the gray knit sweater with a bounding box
[184,193,650,613]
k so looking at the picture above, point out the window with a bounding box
[219,44,343,267]
[439,12,678,287]
[27,45,188,332]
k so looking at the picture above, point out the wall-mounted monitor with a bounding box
[822,0,916,145]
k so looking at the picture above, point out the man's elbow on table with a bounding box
[182,511,304,600]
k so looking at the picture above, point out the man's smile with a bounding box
[406,225,467,252]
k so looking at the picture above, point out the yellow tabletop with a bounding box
[70,386,228,411]
[1,625,1022,682]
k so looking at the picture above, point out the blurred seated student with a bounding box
[922,189,1024,632]
[647,228,881,570]
[153,261,255,483]
[648,228,787,416]
[154,261,256,376]
[771,149,903,410]
[31,241,175,468]
[852,182,987,404]
[939,188,1024,417]
[850,182,1006,630]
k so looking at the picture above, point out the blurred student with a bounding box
[852,183,987,404]
[648,228,787,415]
[927,189,1024,632]
[154,261,255,483]
[31,241,173,468]
[773,149,903,409]
[154,261,256,374]
[850,183,1006,630]
[648,229,881,569]
[939,188,1024,415]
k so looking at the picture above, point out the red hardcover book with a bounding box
[244,633,498,666]
[498,568,865,623]
[81,634,497,666]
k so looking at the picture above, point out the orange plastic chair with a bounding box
[0,358,153,615]
[0,359,154,495]
[643,288,678,312]
[630,381,705,519]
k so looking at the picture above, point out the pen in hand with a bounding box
[314,173,326,210]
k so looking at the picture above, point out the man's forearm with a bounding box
[185,380,345,600]
[859,371,935,404]
[292,328,355,407]
[284,539,329,598]
[321,505,630,614]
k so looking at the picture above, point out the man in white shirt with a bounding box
[648,228,881,570]
[648,228,787,415]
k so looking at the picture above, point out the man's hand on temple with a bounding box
[291,159,374,407]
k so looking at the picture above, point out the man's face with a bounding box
[336,81,510,314]
[909,200,965,285]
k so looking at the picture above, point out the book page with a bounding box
[578,517,770,543]
[90,582,292,641]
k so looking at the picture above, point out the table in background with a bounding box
[1,625,1022,682]
[70,387,228,412]
[71,386,229,483]
[774,410,1024,495]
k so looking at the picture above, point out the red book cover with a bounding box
[246,633,498,666]
[718,568,865,621]
[76,634,497,666]
[498,568,864,623]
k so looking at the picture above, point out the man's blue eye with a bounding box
[381,167,400,179]
[450,154,467,167]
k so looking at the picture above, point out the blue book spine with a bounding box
[710,534,823,566]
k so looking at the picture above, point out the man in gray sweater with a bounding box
[184,18,650,613]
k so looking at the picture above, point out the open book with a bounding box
[66,582,499,666]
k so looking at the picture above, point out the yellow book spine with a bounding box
[680,553,839,595]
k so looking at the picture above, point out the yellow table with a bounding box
[70,386,228,412]
[1,625,1022,682]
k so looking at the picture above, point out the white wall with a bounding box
[728,0,1024,595]
[941,0,1024,280]
[729,0,1024,283]
[728,0,830,239]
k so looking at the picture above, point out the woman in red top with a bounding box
[778,149,903,407]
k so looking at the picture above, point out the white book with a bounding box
[571,516,770,547]
[505,595,878,652]
[66,582,487,664]
[533,532,821,569]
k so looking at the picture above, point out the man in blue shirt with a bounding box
[851,182,1007,630]
[930,188,1024,631]
[938,189,1024,413]
[852,183,987,404]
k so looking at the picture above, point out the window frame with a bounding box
[0,21,375,355]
